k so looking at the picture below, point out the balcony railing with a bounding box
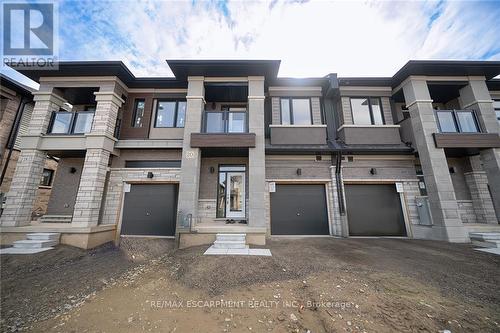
[435,110,481,133]
[202,110,247,133]
[47,111,94,135]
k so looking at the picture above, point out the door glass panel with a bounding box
[456,111,479,132]
[217,173,226,218]
[436,112,457,132]
[229,174,243,212]
[206,112,224,133]
[228,112,246,133]
[50,112,72,133]
[220,165,246,172]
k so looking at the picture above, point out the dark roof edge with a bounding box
[0,73,34,97]
[338,77,393,87]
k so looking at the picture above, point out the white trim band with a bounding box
[337,124,400,131]
[405,99,433,108]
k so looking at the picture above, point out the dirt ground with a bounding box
[1,238,499,333]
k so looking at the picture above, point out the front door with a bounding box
[225,172,245,218]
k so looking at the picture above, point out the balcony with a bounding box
[337,124,401,145]
[47,111,94,135]
[433,110,500,148]
[190,107,256,148]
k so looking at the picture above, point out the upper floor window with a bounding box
[40,168,54,187]
[131,99,145,128]
[280,98,312,125]
[154,100,186,128]
[204,105,247,133]
[435,110,480,133]
[48,111,94,135]
[350,97,384,125]
[494,100,500,124]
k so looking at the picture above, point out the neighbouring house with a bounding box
[0,60,499,249]
[0,74,58,220]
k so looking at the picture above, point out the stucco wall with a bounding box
[46,158,84,215]
[447,157,472,201]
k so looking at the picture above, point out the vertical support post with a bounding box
[402,77,467,242]
[177,76,204,231]
[459,78,500,221]
[248,76,266,227]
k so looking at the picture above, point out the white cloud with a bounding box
[4,0,500,86]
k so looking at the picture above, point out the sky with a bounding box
[2,0,500,87]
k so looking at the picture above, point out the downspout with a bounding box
[0,97,27,186]
[334,152,345,216]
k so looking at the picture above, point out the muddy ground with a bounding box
[1,238,499,332]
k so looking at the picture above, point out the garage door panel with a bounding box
[121,184,178,236]
[345,184,406,236]
[271,184,329,235]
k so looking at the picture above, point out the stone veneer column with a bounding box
[0,91,65,226]
[248,77,266,228]
[402,77,467,242]
[71,88,124,227]
[459,78,500,221]
[464,156,497,224]
[176,76,204,231]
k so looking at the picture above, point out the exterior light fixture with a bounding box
[296,168,302,176]
[209,166,215,174]
[370,168,377,175]
[147,172,154,178]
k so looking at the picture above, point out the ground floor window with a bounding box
[216,165,246,218]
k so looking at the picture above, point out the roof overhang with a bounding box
[338,77,393,87]
[0,73,34,98]
[392,60,500,88]
[7,61,187,89]
[166,59,281,81]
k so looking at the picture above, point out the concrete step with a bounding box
[472,239,500,248]
[470,232,500,241]
[40,215,72,223]
[13,239,58,249]
[216,234,246,242]
[27,233,60,241]
[213,240,248,249]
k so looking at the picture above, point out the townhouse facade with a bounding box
[0,60,499,249]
